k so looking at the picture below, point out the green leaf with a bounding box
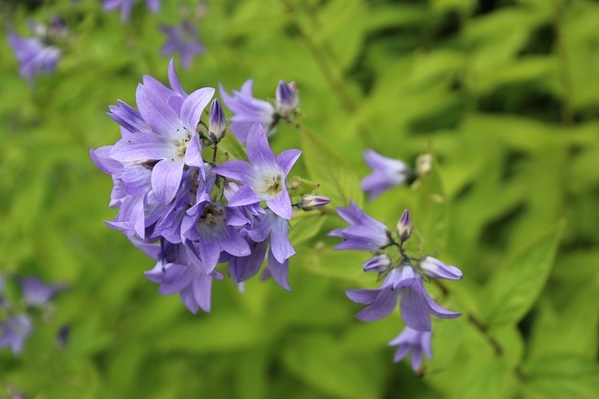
[522,357,599,399]
[528,272,599,361]
[289,213,327,246]
[483,225,562,327]
[299,125,363,207]
[283,333,383,399]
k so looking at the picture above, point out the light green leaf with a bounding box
[522,357,599,399]
[299,125,363,207]
[484,225,562,327]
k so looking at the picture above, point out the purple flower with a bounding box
[18,277,68,307]
[103,0,161,22]
[328,201,392,251]
[219,81,277,142]
[208,99,226,143]
[7,26,61,85]
[360,149,410,200]
[145,243,223,313]
[363,254,391,272]
[159,21,205,69]
[108,69,214,204]
[297,195,330,211]
[0,315,32,355]
[346,265,460,331]
[396,209,412,243]
[213,123,301,220]
[389,327,432,371]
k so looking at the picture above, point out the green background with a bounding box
[1,0,598,398]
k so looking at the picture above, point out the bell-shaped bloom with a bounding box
[109,72,214,204]
[159,21,205,69]
[18,277,68,307]
[7,25,61,85]
[213,123,301,220]
[419,256,462,280]
[219,81,277,142]
[145,244,223,314]
[389,327,432,371]
[103,0,161,22]
[360,149,410,200]
[363,254,391,272]
[0,314,32,355]
[346,265,460,331]
[329,201,392,251]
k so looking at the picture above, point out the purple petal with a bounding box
[399,288,432,332]
[110,132,173,162]
[136,84,181,134]
[213,160,253,182]
[345,289,379,305]
[267,250,291,291]
[355,288,397,321]
[228,185,263,207]
[180,87,214,131]
[192,272,212,312]
[246,123,276,168]
[277,149,302,175]
[151,160,184,204]
[266,190,292,220]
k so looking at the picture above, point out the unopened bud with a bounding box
[297,195,330,211]
[396,209,412,242]
[419,256,462,280]
[363,254,391,272]
[275,80,299,115]
[208,99,226,143]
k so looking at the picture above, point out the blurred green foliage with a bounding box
[1,0,598,398]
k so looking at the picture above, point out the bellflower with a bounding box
[7,23,61,85]
[275,80,299,116]
[389,327,432,371]
[159,21,205,69]
[0,315,32,355]
[103,0,161,22]
[328,201,392,251]
[213,123,301,220]
[346,264,460,332]
[360,149,411,200]
[145,242,223,313]
[109,74,214,204]
[18,277,67,307]
[219,81,277,142]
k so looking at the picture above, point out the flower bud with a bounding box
[396,209,412,243]
[297,195,330,211]
[363,254,391,272]
[275,80,299,115]
[419,256,462,280]
[208,99,226,143]
[416,154,432,177]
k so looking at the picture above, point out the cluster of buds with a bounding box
[330,204,462,372]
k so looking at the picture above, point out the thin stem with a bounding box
[467,313,503,356]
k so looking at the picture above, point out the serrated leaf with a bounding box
[289,213,326,246]
[484,225,562,327]
[299,126,363,207]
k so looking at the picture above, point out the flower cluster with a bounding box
[159,21,205,69]
[0,274,67,355]
[220,80,300,142]
[6,16,67,85]
[92,61,323,314]
[330,205,462,372]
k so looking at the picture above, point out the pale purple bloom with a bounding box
[419,256,462,280]
[328,201,392,251]
[145,242,223,313]
[0,315,32,355]
[7,26,61,85]
[159,21,205,69]
[346,265,460,331]
[109,69,214,204]
[219,81,277,142]
[19,277,67,307]
[389,327,432,371]
[213,123,301,220]
[103,0,161,22]
[361,149,410,200]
